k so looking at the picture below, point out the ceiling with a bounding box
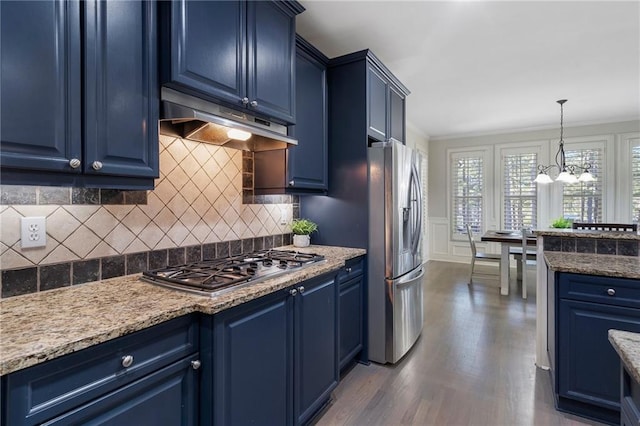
[296,1,640,140]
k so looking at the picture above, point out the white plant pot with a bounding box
[293,234,310,248]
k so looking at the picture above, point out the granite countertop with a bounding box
[535,228,640,240]
[0,245,366,376]
[544,252,640,279]
[609,330,640,384]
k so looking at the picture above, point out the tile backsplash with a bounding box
[0,135,299,298]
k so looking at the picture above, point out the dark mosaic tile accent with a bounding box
[292,195,300,204]
[40,263,71,291]
[242,151,253,159]
[293,204,300,219]
[102,255,125,279]
[283,233,293,246]
[230,240,242,256]
[72,188,100,204]
[253,237,264,251]
[168,247,186,265]
[72,259,100,285]
[561,238,576,252]
[123,190,148,205]
[242,192,254,204]
[273,234,283,248]
[264,235,274,249]
[149,250,168,270]
[100,189,125,204]
[242,156,254,172]
[39,187,71,204]
[216,241,230,258]
[186,245,202,262]
[202,243,217,260]
[1,267,37,297]
[126,252,148,274]
[242,173,253,189]
[1,185,37,205]
[576,238,596,254]
[544,236,562,251]
[618,240,639,257]
[242,238,254,253]
[596,239,617,255]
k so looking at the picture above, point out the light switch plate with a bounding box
[21,216,47,248]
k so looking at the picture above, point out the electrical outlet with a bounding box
[279,208,288,225]
[21,216,47,249]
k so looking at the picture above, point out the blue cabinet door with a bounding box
[558,299,640,411]
[213,290,294,426]
[339,275,364,369]
[367,64,388,142]
[294,273,338,425]
[84,0,158,179]
[0,0,82,173]
[389,85,406,143]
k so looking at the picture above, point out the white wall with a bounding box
[406,123,430,261]
[427,120,640,262]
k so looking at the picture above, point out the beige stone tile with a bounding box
[84,207,119,239]
[19,238,57,264]
[213,194,232,218]
[42,245,79,265]
[123,238,149,255]
[191,143,212,167]
[192,220,212,243]
[167,166,189,190]
[191,194,212,217]
[231,220,248,239]
[240,207,257,224]
[104,205,134,221]
[248,221,264,236]
[213,170,230,192]
[213,148,231,168]
[12,205,58,217]
[159,134,177,148]
[182,233,200,247]
[63,205,100,223]
[0,207,22,246]
[202,206,221,226]
[0,206,6,213]
[203,231,219,244]
[140,192,165,220]
[138,222,165,248]
[0,241,8,255]
[222,162,239,182]
[121,206,152,235]
[159,149,178,178]
[191,168,213,192]
[179,180,201,205]
[179,207,200,231]
[153,208,178,230]
[63,225,102,258]
[166,221,189,246]
[103,223,136,253]
[155,235,176,250]
[179,154,200,178]
[212,220,231,240]
[167,138,189,163]
[167,193,189,218]
[47,207,81,243]
[0,248,33,269]
[86,241,118,259]
[203,157,221,180]
[255,206,271,224]
[203,181,221,205]
[153,178,178,205]
[224,228,238,241]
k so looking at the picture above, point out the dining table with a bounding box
[481,230,537,296]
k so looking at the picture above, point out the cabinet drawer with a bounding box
[558,273,640,309]
[338,257,364,285]
[4,314,198,426]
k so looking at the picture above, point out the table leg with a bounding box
[500,244,510,295]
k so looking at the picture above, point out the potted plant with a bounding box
[290,218,318,248]
[551,217,573,228]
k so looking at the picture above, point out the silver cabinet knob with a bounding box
[92,161,103,171]
[607,288,616,296]
[191,360,201,370]
[346,267,352,273]
[289,180,295,186]
[250,100,258,108]
[241,97,249,105]
[289,288,298,296]
[298,286,305,293]
[69,158,81,169]
[121,355,134,368]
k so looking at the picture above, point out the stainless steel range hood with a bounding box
[159,87,297,151]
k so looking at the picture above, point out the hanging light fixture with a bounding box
[534,99,595,184]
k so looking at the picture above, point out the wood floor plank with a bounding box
[314,261,605,426]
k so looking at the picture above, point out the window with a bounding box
[632,144,640,223]
[451,153,484,236]
[562,147,603,222]
[502,152,537,230]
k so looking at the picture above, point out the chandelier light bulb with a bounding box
[578,171,595,182]
[534,172,553,184]
[556,170,572,182]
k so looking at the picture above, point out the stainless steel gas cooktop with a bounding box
[141,249,325,296]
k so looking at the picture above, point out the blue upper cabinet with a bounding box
[161,0,304,125]
[0,0,82,173]
[0,0,159,189]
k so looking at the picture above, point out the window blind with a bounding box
[503,152,537,230]
[562,147,603,222]
[632,145,640,223]
[451,155,483,235]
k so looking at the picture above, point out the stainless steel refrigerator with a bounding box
[368,140,424,364]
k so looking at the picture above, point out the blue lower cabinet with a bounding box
[206,272,338,426]
[339,275,364,369]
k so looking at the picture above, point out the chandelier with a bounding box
[534,99,594,184]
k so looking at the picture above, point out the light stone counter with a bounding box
[0,245,365,376]
[609,330,640,384]
[535,228,640,240]
[544,252,640,279]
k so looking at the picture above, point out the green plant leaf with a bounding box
[290,218,318,235]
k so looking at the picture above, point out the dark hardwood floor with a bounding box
[316,261,604,426]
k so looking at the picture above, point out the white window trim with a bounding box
[446,146,493,241]
[615,132,640,222]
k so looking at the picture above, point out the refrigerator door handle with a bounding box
[409,163,423,255]
[393,266,425,286]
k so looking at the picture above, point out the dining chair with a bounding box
[572,222,638,232]
[465,224,501,285]
[520,228,537,299]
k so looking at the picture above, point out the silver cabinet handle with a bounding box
[346,267,352,273]
[289,288,298,296]
[191,360,201,370]
[69,158,81,169]
[250,100,258,108]
[289,180,295,186]
[298,286,305,293]
[92,161,103,171]
[121,355,134,368]
[241,97,249,105]
[607,288,616,296]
